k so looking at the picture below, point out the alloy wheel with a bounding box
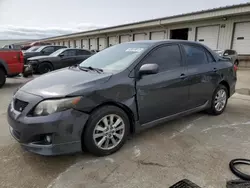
[214,89,227,112]
[93,114,125,150]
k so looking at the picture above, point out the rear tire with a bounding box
[37,62,53,74]
[207,85,228,115]
[0,68,6,88]
[83,105,130,156]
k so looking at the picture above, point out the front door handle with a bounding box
[180,73,186,79]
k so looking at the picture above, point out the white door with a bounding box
[196,25,220,50]
[81,39,89,49]
[232,22,250,54]
[150,31,165,40]
[76,40,81,48]
[108,36,117,47]
[69,40,74,48]
[98,37,107,50]
[134,33,146,41]
[120,35,130,43]
[90,38,98,50]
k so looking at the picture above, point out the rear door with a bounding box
[182,44,220,108]
[136,44,189,124]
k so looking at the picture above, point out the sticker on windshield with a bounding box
[126,48,144,52]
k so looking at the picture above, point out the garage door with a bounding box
[59,41,63,46]
[69,40,74,48]
[108,36,117,47]
[90,38,98,50]
[134,33,146,41]
[150,31,165,40]
[196,25,220,50]
[120,35,130,43]
[63,41,68,47]
[75,40,81,48]
[81,39,89,49]
[98,37,107,50]
[232,22,250,54]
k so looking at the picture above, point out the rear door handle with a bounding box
[180,73,186,79]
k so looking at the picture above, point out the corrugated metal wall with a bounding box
[48,14,250,54]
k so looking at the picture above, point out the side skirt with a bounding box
[135,101,209,133]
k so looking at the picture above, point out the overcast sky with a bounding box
[0,0,249,39]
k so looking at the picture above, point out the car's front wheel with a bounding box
[208,84,228,115]
[83,105,130,156]
[37,62,53,74]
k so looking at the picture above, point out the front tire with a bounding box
[208,85,228,115]
[83,105,130,156]
[0,68,6,88]
[37,62,53,74]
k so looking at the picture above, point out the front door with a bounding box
[60,49,77,68]
[136,44,189,125]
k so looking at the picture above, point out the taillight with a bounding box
[18,51,24,64]
[233,64,238,71]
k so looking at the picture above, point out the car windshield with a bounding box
[34,46,47,52]
[79,43,151,72]
[49,48,65,56]
[25,46,41,52]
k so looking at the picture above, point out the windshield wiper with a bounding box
[79,66,103,73]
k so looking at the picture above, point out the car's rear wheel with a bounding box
[208,85,228,115]
[0,68,6,88]
[37,62,53,74]
[83,105,130,156]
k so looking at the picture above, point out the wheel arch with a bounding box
[219,80,230,96]
[0,60,8,75]
[39,61,54,69]
[83,101,136,136]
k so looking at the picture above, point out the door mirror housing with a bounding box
[139,64,159,76]
[223,53,229,56]
[59,54,64,57]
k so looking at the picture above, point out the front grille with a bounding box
[14,99,28,112]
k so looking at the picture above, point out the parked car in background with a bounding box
[0,49,25,87]
[214,49,239,66]
[7,40,237,156]
[21,41,52,51]
[90,49,100,53]
[23,45,67,64]
[27,48,93,74]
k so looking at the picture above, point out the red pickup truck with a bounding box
[0,50,26,88]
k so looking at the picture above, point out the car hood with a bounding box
[28,55,55,61]
[19,68,113,98]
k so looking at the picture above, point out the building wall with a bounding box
[47,14,250,54]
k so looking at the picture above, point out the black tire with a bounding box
[207,84,228,115]
[0,68,6,88]
[83,105,130,156]
[37,62,53,74]
[7,73,19,78]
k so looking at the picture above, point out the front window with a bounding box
[25,46,41,52]
[49,49,66,56]
[79,43,151,72]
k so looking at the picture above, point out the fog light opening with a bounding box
[45,135,52,144]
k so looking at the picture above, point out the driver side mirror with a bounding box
[59,54,64,58]
[139,64,159,77]
[224,53,229,56]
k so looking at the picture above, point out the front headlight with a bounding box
[33,97,81,116]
